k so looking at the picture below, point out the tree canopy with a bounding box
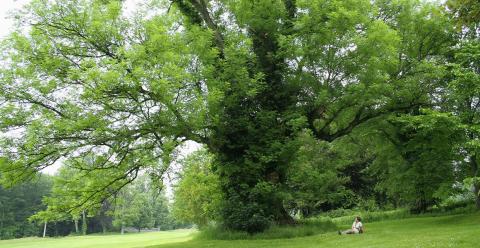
[1,0,479,233]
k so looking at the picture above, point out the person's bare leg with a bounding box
[340,229,355,235]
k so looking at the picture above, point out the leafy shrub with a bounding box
[438,190,475,212]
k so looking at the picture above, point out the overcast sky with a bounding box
[0,0,146,39]
[0,0,29,39]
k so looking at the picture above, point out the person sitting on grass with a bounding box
[338,216,363,235]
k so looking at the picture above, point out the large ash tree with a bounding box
[0,0,453,232]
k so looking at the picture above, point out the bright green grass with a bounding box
[2,213,479,248]
[0,229,195,248]
[152,213,480,248]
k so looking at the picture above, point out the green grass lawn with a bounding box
[2,213,479,248]
[0,229,194,248]
[153,213,480,248]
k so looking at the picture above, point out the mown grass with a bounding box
[0,229,195,248]
[151,212,480,248]
[197,205,477,241]
[1,212,479,248]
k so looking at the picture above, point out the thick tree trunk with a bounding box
[43,221,47,238]
[121,223,125,235]
[275,206,296,225]
[268,171,295,225]
[474,184,480,209]
[176,0,298,234]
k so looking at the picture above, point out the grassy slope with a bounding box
[153,213,480,248]
[1,213,479,248]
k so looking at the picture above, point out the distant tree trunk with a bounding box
[1,209,4,231]
[81,210,87,235]
[43,221,47,238]
[101,221,107,234]
[419,192,428,213]
[100,200,109,234]
[471,155,480,209]
[121,222,125,235]
[74,219,79,234]
[54,222,59,237]
[274,201,295,225]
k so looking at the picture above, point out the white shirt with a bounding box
[352,221,363,232]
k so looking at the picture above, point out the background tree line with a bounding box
[0,171,186,240]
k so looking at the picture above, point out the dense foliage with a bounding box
[0,168,180,240]
[0,175,52,239]
[112,174,178,233]
[172,149,223,228]
[1,0,480,234]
